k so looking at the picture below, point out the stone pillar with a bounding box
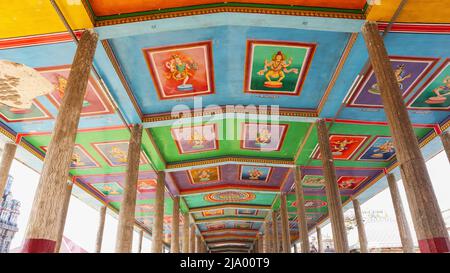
[95,206,107,253]
[294,166,310,253]
[316,226,323,253]
[387,173,415,253]
[189,224,196,253]
[316,119,349,253]
[171,196,180,253]
[152,171,166,253]
[265,221,273,253]
[271,210,279,253]
[22,30,98,253]
[263,221,271,253]
[362,21,450,253]
[195,235,201,253]
[137,229,143,253]
[182,212,190,253]
[54,181,73,253]
[280,193,291,253]
[0,142,16,199]
[352,199,368,253]
[441,131,450,163]
[115,124,143,253]
[258,233,264,253]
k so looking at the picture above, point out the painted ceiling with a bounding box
[0,1,449,252]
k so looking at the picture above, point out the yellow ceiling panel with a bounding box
[368,0,450,23]
[0,0,92,39]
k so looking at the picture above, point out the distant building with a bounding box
[0,175,20,253]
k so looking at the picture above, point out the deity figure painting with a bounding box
[164,53,198,91]
[337,176,367,190]
[244,40,315,95]
[368,64,412,95]
[69,146,99,169]
[92,141,149,167]
[92,182,123,197]
[188,167,220,184]
[41,144,98,169]
[143,41,214,99]
[347,57,437,108]
[257,50,299,88]
[206,223,225,231]
[137,179,157,193]
[171,124,218,154]
[302,175,325,188]
[40,65,113,116]
[408,60,450,110]
[313,135,368,160]
[241,123,287,151]
[235,222,252,229]
[240,166,272,183]
[202,209,224,217]
[359,136,396,161]
[237,209,257,216]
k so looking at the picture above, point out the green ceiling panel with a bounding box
[149,119,310,163]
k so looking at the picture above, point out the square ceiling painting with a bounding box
[358,136,396,161]
[408,59,450,110]
[143,41,215,100]
[312,134,369,160]
[239,165,272,183]
[188,166,221,184]
[241,122,288,151]
[347,56,437,108]
[244,40,315,95]
[171,123,219,154]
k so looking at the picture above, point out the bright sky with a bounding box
[315,151,450,249]
[5,150,450,252]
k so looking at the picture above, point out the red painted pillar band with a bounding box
[418,237,450,253]
[22,239,56,253]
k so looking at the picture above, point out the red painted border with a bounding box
[0,31,83,50]
[324,118,437,128]
[378,23,450,34]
